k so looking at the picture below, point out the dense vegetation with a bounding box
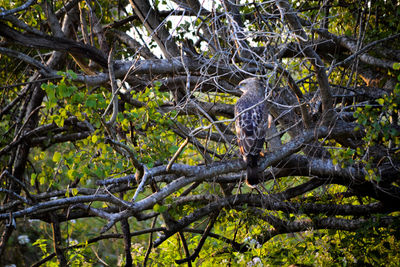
[1,0,400,266]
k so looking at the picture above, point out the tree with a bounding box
[1,0,400,265]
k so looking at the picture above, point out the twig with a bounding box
[103,45,119,126]
[179,231,192,267]
[50,213,68,266]
[31,227,166,267]
[12,105,44,143]
[276,63,311,128]
[121,217,132,267]
[132,166,149,202]
[0,84,31,119]
[96,174,137,186]
[0,47,55,76]
[190,99,231,149]
[166,138,189,171]
[105,138,144,179]
[143,216,158,267]
[1,170,34,203]
[175,212,218,264]
[335,33,400,69]
[0,188,28,203]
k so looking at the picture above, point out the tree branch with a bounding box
[275,0,334,122]
[0,0,37,17]
[0,22,108,68]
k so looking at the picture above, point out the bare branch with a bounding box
[175,213,218,264]
[166,138,189,171]
[129,0,180,58]
[0,0,37,17]
[0,22,108,68]
[316,29,400,70]
[2,1,399,264]
[103,45,119,126]
[275,0,334,122]
[0,47,56,75]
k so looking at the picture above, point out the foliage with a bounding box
[1,0,400,266]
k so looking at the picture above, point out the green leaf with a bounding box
[53,115,64,127]
[67,169,76,180]
[39,175,45,184]
[58,83,68,98]
[85,99,96,108]
[393,62,400,70]
[168,145,178,153]
[65,186,70,197]
[56,71,65,76]
[42,83,57,103]
[377,98,385,105]
[76,111,85,121]
[30,173,37,186]
[153,203,167,213]
[72,188,79,196]
[85,95,97,108]
[72,92,84,103]
[67,69,78,79]
[53,151,62,162]
[154,81,162,88]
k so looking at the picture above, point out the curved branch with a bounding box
[175,212,219,264]
[316,29,400,70]
[255,212,400,245]
[31,227,166,267]
[0,195,127,220]
[0,0,37,17]
[0,47,56,75]
[152,192,392,248]
[0,22,108,68]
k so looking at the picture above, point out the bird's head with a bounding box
[237,78,265,95]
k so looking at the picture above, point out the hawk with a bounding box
[235,78,270,187]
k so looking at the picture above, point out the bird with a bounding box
[234,78,270,187]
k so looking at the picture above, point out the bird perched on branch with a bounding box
[235,78,271,187]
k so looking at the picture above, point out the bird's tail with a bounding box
[246,154,262,187]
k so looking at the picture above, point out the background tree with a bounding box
[1,0,400,265]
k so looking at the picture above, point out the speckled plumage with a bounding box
[234,78,270,186]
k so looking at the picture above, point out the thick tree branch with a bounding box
[316,29,400,70]
[0,47,56,75]
[0,0,37,17]
[129,0,180,58]
[0,22,108,68]
[275,0,334,122]
[252,210,399,245]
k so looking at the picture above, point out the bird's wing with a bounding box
[235,99,268,159]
